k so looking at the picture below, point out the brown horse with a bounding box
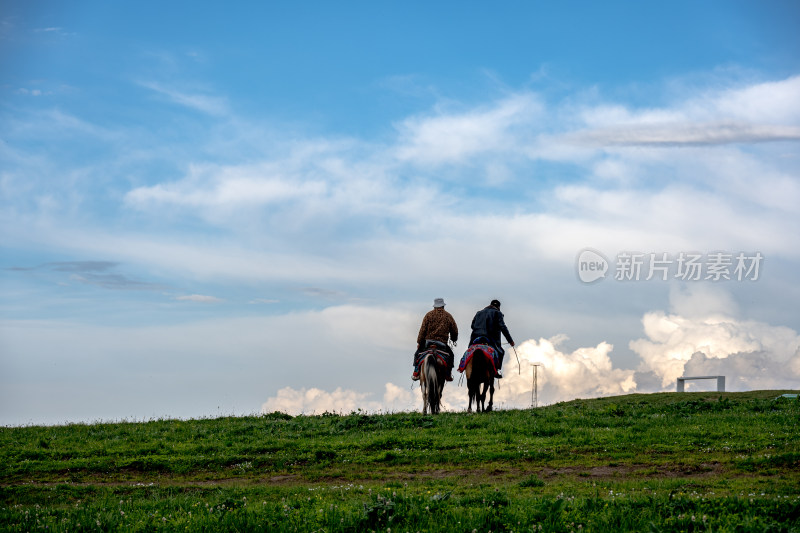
[419,349,448,414]
[465,346,495,413]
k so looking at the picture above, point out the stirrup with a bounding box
[495,370,503,379]
[412,372,420,381]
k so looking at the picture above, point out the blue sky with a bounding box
[2,1,800,425]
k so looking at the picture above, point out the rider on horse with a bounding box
[468,299,514,378]
[413,298,458,382]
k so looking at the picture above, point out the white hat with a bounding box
[433,298,445,308]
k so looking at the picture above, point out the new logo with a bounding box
[576,248,609,283]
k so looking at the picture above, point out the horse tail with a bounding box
[423,353,440,413]
[474,347,492,379]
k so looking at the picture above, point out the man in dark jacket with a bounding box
[469,299,514,378]
[413,297,458,381]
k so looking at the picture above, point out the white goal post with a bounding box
[676,375,725,392]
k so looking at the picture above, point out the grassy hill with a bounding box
[1,390,799,532]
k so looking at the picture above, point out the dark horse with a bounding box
[465,345,495,413]
[419,348,448,414]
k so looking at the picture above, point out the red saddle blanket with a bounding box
[458,344,498,374]
[416,348,448,368]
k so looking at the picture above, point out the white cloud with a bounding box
[125,162,328,210]
[175,294,222,303]
[710,75,800,124]
[32,27,76,38]
[683,349,800,392]
[260,382,417,415]
[259,380,474,416]
[394,93,542,164]
[630,312,800,389]
[256,287,800,414]
[9,74,789,291]
[667,284,739,320]
[121,139,439,233]
[0,215,383,284]
[114,75,800,274]
[569,121,800,147]
[258,325,641,416]
[257,333,638,414]
[568,75,800,147]
[4,70,800,424]
[546,180,800,257]
[261,386,371,415]
[3,290,798,426]
[139,81,229,116]
[499,336,637,406]
[627,284,800,390]
[16,88,44,97]
[257,293,800,414]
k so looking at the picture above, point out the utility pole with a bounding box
[531,364,541,408]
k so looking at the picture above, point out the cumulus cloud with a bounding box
[496,287,798,402]
[498,336,637,406]
[628,285,800,390]
[630,316,800,390]
[261,382,417,415]
[257,334,641,414]
[259,309,799,414]
[259,287,800,414]
[683,349,800,391]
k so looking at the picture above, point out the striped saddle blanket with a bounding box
[415,348,448,368]
[458,344,498,374]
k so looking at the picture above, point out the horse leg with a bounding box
[486,380,494,412]
[431,380,438,415]
[434,372,445,414]
[421,381,428,415]
[420,364,428,415]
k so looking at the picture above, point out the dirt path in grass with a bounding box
[2,462,728,489]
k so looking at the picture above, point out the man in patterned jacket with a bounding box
[412,298,458,381]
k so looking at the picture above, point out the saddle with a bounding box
[425,339,449,351]
[458,342,499,374]
[415,344,449,368]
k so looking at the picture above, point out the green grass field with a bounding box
[2,390,799,532]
